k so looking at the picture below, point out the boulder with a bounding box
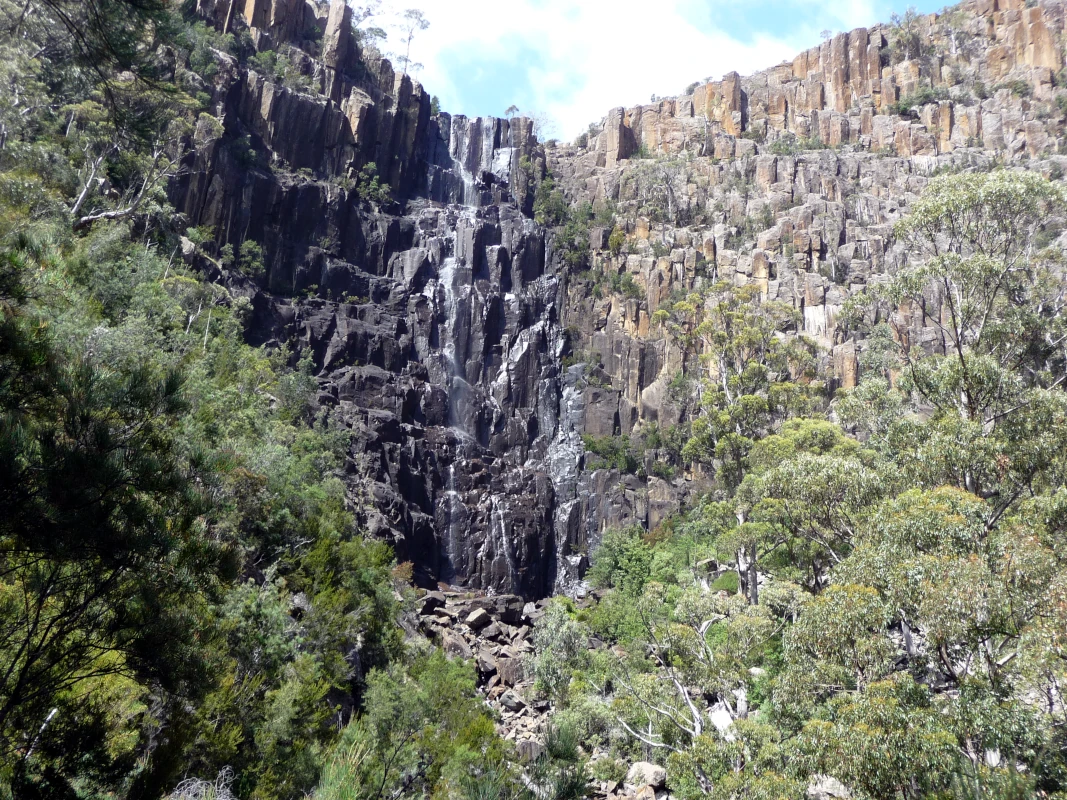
[466,608,492,630]
[807,775,851,799]
[497,657,524,687]
[441,631,472,660]
[419,591,446,615]
[516,739,544,762]
[626,762,666,789]
[499,690,526,711]
[495,595,526,624]
[476,649,498,674]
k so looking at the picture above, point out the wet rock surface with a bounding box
[177,0,590,598]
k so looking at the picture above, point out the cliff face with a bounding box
[550,0,1067,520]
[174,0,1067,599]
[594,0,1063,166]
[178,0,581,598]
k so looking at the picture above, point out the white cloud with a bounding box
[370,0,909,140]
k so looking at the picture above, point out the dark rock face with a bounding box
[171,4,588,597]
[302,200,580,598]
[181,182,584,598]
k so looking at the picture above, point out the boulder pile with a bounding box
[416,589,551,747]
[417,589,682,799]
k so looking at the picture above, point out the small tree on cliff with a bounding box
[350,0,386,45]
[394,8,429,76]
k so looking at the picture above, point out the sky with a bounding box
[370,0,943,140]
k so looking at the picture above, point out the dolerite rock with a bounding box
[807,775,851,799]
[173,38,585,598]
[466,608,492,630]
[516,739,544,762]
[499,690,525,711]
[476,648,497,674]
[497,657,524,687]
[420,591,446,615]
[442,631,473,660]
[495,595,526,624]
[626,762,666,790]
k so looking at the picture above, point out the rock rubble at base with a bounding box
[415,589,547,747]
[416,589,692,800]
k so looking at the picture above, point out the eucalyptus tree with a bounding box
[845,169,1067,508]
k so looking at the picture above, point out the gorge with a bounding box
[9,0,1067,794]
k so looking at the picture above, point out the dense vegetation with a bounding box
[0,1,516,798]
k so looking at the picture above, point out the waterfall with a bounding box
[364,113,571,596]
[440,464,459,584]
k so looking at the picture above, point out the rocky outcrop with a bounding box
[427,114,539,211]
[593,0,1067,164]
[415,589,676,800]
[173,0,578,597]
[414,590,546,744]
[554,0,1067,404]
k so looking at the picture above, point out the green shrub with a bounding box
[582,434,641,473]
[525,602,589,705]
[607,271,642,299]
[710,570,740,593]
[889,85,950,115]
[768,136,828,156]
[995,79,1032,98]
[229,134,257,167]
[249,47,316,93]
[650,461,675,480]
[533,176,568,226]
[355,162,391,204]
[587,526,653,595]
[238,240,265,278]
[184,21,235,82]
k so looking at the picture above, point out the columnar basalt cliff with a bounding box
[594,0,1064,165]
[550,0,1067,528]
[175,0,1067,599]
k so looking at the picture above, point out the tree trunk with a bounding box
[746,543,758,605]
